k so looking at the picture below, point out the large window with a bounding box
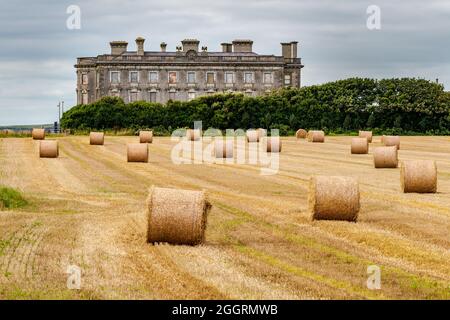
[188,91,196,101]
[130,91,138,102]
[225,72,234,84]
[206,72,215,84]
[81,73,88,84]
[187,72,196,84]
[284,74,291,85]
[149,71,159,83]
[110,71,120,84]
[244,72,254,84]
[168,91,176,100]
[82,92,88,104]
[168,71,177,84]
[129,71,139,83]
[149,92,157,102]
[263,72,273,84]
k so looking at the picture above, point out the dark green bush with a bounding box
[61,78,450,135]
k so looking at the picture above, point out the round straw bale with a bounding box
[265,137,282,153]
[308,176,359,221]
[39,140,59,158]
[373,146,398,168]
[186,129,202,141]
[308,130,325,143]
[358,130,373,143]
[351,138,369,154]
[127,143,149,163]
[147,186,210,245]
[246,129,259,143]
[383,135,400,150]
[90,132,104,145]
[296,129,307,139]
[400,160,437,193]
[139,130,153,143]
[214,139,234,158]
[32,128,45,140]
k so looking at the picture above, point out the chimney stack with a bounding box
[221,43,232,53]
[181,39,200,52]
[110,41,128,55]
[160,42,167,52]
[281,41,298,60]
[135,37,145,56]
[232,40,253,53]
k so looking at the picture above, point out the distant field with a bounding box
[0,136,449,299]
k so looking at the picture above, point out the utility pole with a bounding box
[57,102,61,123]
[61,101,65,114]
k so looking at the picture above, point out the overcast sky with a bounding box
[0,0,449,125]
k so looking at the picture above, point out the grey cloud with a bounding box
[0,0,449,125]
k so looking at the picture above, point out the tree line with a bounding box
[61,78,450,135]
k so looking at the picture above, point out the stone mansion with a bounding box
[75,38,303,104]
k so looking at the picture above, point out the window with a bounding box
[263,72,273,84]
[130,91,138,102]
[82,92,88,104]
[187,72,196,84]
[110,71,120,84]
[225,72,234,84]
[168,91,176,100]
[284,74,291,85]
[129,71,139,83]
[149,71,159,83]
[168,71,177,84]
[206,72,215,84]
[244,72,254,84]
[149,92,157,102]
[188,92,196,101]
[81,73,88,84]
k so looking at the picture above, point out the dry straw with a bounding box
[186,129,202,141]
[214,139,234,158]
[400,160,437,193]
[32,128,45,140]
[351,137,369,154]
[127,143,149,163]
[308,130,325,143]
[139,130,153,143]
[39,140,59,158]
[296,129,307,139]
[383,135,400,150]
[358,130,373,143]
[373,146,398,168]
[308,176,359,221]
[90,132,104,145]
[246,129,259,143]
[381,135,385,144]
[265,137,282,153]
[147,186,211,245]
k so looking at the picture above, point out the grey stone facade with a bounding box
[75,38,303,105]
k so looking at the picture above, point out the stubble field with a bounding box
[0,135,449,299]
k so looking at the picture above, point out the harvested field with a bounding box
[0,135,449,299]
